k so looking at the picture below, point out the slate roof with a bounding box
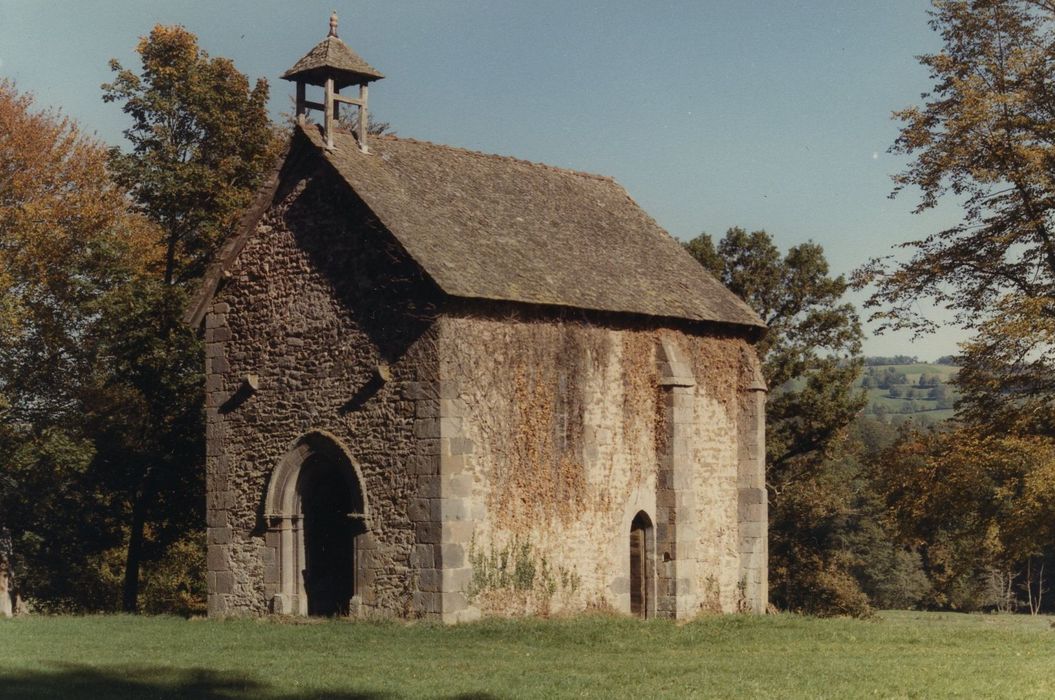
[187,124,764,330]
[281,35,384,88]
[306,126,763,329]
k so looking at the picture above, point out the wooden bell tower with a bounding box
[282,11,384,152]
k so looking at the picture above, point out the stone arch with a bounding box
[264,430,369,615]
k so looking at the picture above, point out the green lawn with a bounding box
[2,611,1053,698]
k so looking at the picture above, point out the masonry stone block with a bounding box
[440,416,463,434]
[445,473,473,497]
[442,567,472,592]
[206,508,228,529]
[404,381,436,401]
[418,437,441,456]
[440,498,470,521]
[441,591,468,613]
[264,557,279,585]
[408,498,431,523]
[215,571,235,594]
[441,520,474,545]
[413,591,441,615]
[739,487,766,505]
[440,543,465,569]
[441,455,469,476]
[417,475,442,498]
[417,567,441,593]
[449,437,474,455]
[415,521,442,544]
[409,454,440,476]
[410,544,438,568]
[413,418,440,438]
[207,545,228,572]
[208,527,231,545]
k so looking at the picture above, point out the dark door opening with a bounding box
[301,455,363,616]
[630,512,651,618]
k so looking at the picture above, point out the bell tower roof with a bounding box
[281,12,384,88]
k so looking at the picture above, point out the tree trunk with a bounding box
[122,472,152,613]
[164,234,178,288]
[1036,561,1045,616]
[1027,558,1035,615]
[0,527,13,618]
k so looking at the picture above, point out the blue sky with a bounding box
[0,1,968,358]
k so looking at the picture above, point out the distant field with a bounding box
[2,611,1054,698]
[878,363,959,381]
[859,361,960,422]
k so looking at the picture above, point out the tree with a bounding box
[857,0,1055,432]
[875,426,1055,612]
[100,26,281,611]
[0,80,163,609]
[103,25,280,286]
[685,228,868,614]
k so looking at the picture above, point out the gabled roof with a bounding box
[306,126,763,329]
[281,35,384,88]
[187,125,764,330]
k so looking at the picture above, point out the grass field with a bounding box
[858,361,960,423]
[2,611,1054,698]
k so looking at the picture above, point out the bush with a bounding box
[790,563,873,618]
[139,535,206,616]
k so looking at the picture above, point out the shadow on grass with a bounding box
[0,663,392,700]
[0,663,501,700]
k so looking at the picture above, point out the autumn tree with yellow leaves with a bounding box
[2,25,278,614]
[859,0,1055,433]
[0,80,165,610]
[851,1,1055,613]
[100,25,280,612]
[876,428,1055,613]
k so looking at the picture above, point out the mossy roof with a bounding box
[187,125,764,330]
[308,125,763,329]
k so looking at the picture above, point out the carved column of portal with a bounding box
[737,349,768,613]
[265,515,305,615]
[655,338,698,619]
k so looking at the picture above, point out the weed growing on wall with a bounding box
[467,536,581,615]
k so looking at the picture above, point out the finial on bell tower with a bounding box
[282,12,385,153]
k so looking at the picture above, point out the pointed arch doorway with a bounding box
[264,431,368,616]
[630,511,655,618]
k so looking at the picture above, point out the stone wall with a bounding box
[437,310,766,619]
[205,158,443,617]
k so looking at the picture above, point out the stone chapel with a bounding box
[187,15,768,622]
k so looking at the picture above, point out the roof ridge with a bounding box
[371,132,614,183]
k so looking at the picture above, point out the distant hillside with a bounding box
[857,358,960,425]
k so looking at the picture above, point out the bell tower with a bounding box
[282,11,384,152]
